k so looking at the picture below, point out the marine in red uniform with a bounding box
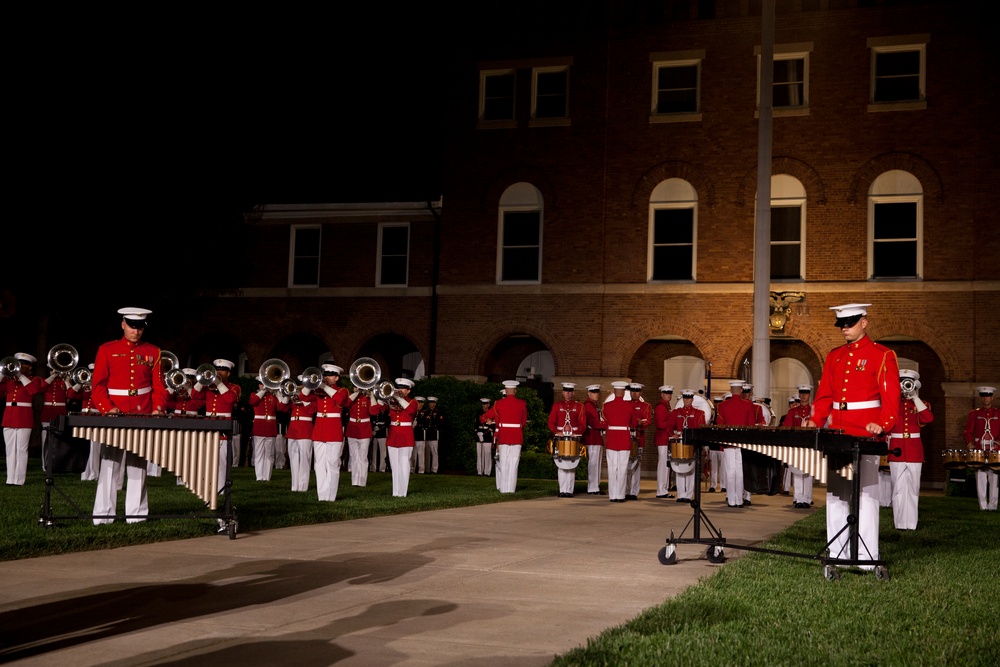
[191,358,240,504]
[285,384,316,492]
[582,384,605,494]
[963,386,999,511]
[547,382,587,497]
[785,384,815,508]
[667,389,707,502]
[249,377,291,482]
[653,386,675,499]
[91,308,169,524]
[805,303,900,570]
[39,358,73,472]
[346,384,383,486]
[386,377,418,497]
[886,369,933,528]
[625,383,651,500]
[69,363,102,481]
[300,364,350,502]
[2,352,45,485]
[599,381,639,502]
[715,380,757,507]
[481,380,528,493]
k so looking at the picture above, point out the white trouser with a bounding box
[40,421,51,472]
[93,445,148,524]
[975,467,998,510]
[476,438,493,476]
[723,448,745,506]
[783,465,792,493]
[554,456,580,494]
[656,446,672,496]
[626,453,641,496]
[287,438,313,492]
[217,440,232,495]
[314,440,343,501]
[890,461,921,529]
[415,439,427,473]
[671,459,696,499]
[348,436,370,486]
[4,427,31,485]
[274,434,287,469]
[606,449,629,500]
[878,469,893,507]
[497,444,521,493]
[827,454,879,568]
[230,434,240,468]
[426,438,439,473]
[586,445,603,492]
[791,468,814,505]
[253,435,275,481]
[81,440,101,481]
[388,446,411,496]
[708,449,724,489]
[370,436,387,472]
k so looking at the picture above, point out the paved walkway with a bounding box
[0,482,821,666]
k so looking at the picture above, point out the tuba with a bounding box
[349,357,381,391]
[161,350,180,375]
[47,343,79,376]
[259,358,291,391]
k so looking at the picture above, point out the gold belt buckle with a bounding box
[393,420,400,426]
[839,401,848,410]
[903,433,910,438]
[128,389,138,396]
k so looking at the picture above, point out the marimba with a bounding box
[43,414,240,537]
[659,425,893,580]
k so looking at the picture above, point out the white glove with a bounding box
[72,383,82,392]
[349,390,360,401]
[322,384,335,397]
[217,383,229,395]
[913,396,927,412]
[278,394,290,404]
[19,374,31,386]
[301,386,311,396]
[46,373,58,385]
[396,397,410,409]
[257,389,267,399]
[193,382,205,392]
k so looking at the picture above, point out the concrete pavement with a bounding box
[0,481,822,666]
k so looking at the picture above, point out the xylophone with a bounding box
[52,414,236,510]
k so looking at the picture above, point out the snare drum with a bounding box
[942,449,967,469]
[669,439,695,462]
[554,436,582,458]
[987,449,1000,471]
[965,449,986,468]
[878,455,890,472]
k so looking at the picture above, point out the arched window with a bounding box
[498,183,543,284]
[770,174,806,280]
[868,170,923,279]
[648,178,697,282]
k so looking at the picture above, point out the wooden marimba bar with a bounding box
[53,414,236,510]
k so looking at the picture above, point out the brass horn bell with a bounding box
[259,358,291,391]
[349,357,381,391]
[47,343,79,375]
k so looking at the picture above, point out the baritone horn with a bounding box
[160,350,180,375]
[349,357,381,391]
[47,343,79,375]
[195,363,217,387]
[259,358,291,391]
[71,366,92,388]
[300,366,323,392]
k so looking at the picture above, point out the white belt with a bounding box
[392,421,413,427]
[208,412,232,418]
[254,415,276,420]
[832,400,881,410]
[291,416,312,421]
[316,413,341,418]
[889,433,920,439]
[350,417,370,423]
[498,423,523,428]
[607,426,630,431]
[6,402,32,407]
[108,387,152,396]
[46,402,66,406]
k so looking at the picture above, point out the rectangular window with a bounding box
[378,223,409,287]
[654,61,699,114]
[480,69,515,122]
[500,210,541,283]
[650,208,694,281]
[770,206,802,280]
[289,225,321,288]
[773,55,806,107]
[532,66,568,119]
[867,35,928,110]
[872,202,918,277]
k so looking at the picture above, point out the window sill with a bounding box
[477,119,518,130]
[867,100,927,113]
[649,112,703,124]
[755,106,810,118]
[528,117,571,128]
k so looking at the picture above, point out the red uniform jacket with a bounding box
[192,382,240,439]
[387,398,420,448]
[301,386,350,442]
[631,399,652,446]
[481,395,528,445]
[249,390,290,438]
[286,400,316,440]
[91,337,169,415]
[583,398,604,446]
[810,335,900,438]
[963,405,1000,449]
[668,405,707,434]
[173,392,205,416]
[1,375,44,428]
[548,399,586,437]
[782,402,811,429]
[599,397,639,451]
[654,399,673,446]
[69,385,96,413]
[345,393,383,439]
[887,398,933,463]
[39,375,72,422]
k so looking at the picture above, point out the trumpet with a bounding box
[301,366,323,392]
[900,377,917,394]
[1,356,22,380]
[47,343,79,376]
[71,366,92,389]
[280,378,301,401]
[195,363,217,387]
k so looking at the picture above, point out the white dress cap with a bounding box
[586,384,601,392]
[788,396,798,404]
[611,381,629,390]
[728,380,744,388]
[14,352,36,364]
[561,383,576,391]
[723,392,732,400]
[395,377,415,388]
[830,303,871,325]
[321,364,343,375]
[213,359,235,370]
[428,396,438,402]
[797,384,813,392]
[659,385,674,393]
[899,369,920,381]
[480,397,491,403]
[977,386,996,396]
[681,389,695,397]
[182,367,196,376]
[502,380,520,389]
[414,396,426,402]
[628,383,643,391]
[118,307,152,320]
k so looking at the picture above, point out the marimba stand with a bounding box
[39,416,240,539]
[658,427,892,581]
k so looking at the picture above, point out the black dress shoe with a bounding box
[727,503,740,508]
[721,488,727,493]
[626,494,638,500]
[588,491,599,495]
[707,487,716,493]
[743,500,752,507]
[656,494,670,498]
